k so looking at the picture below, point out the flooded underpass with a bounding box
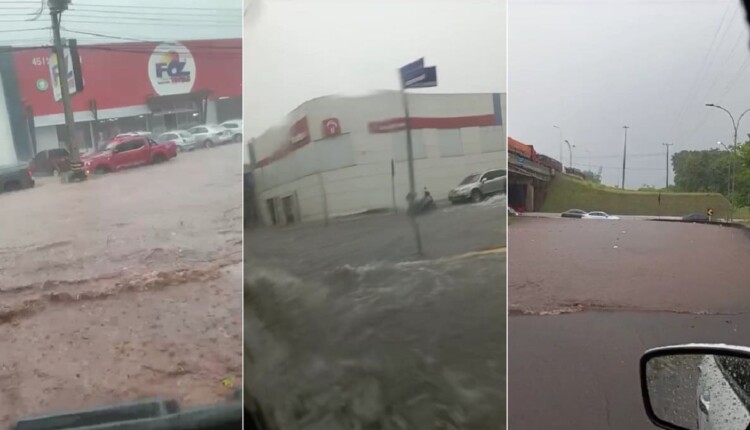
[245,201,507,429]
[508,216,750,429]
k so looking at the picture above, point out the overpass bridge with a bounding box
[507,137,561,212]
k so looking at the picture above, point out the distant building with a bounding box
[252,91,506,226]
[0,38,241,165]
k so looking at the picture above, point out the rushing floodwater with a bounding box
[245,252,506,430]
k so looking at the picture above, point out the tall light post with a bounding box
[565,139,575,169]
[621,126,629,189]
[553,125,564,173]
[705,104,750,221]
[662,143,673,189]
[718,141,732,197]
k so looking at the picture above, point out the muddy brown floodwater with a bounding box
[509,216,750,429]
[509,217,750,314]
[0,144,243,427]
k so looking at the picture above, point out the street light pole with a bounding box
[622,126,629,189]
[705,104,750,221]
[662,143,673,189]
[565,139,575,169]
[553,125,564,173]
[718,141,732,198]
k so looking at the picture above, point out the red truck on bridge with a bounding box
[81,135,177,175]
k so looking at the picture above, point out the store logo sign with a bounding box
[148,43,196,96]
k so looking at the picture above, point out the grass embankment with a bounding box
[540,174,733,218]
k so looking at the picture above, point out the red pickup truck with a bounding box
[82,135,177,175]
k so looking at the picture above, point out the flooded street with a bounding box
[0,145,243,426]
[245,202,506,429]
[508,217,750,429]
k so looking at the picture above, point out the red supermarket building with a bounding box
[2,38,241,161]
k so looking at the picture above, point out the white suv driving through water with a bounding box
[448,168,507,204]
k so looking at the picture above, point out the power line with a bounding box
[60,19,240,27]
[61,13,239,24]
[68,6,239,18]
[672,1,734,143]
[68,2,240,11]
[0,26,48,33]
[572,162,663,171]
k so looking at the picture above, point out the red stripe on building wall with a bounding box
[368,114,497,133]
[258,113,498,168]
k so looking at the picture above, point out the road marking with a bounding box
[398,247,506,267]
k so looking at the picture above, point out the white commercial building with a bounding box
[251,91,506,226]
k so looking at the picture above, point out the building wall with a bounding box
[35,125,59,152]
[254,92,506,224]
[0,70,17,166]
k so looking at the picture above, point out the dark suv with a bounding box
[30,148,70,176]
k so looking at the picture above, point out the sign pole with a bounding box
[398,58,436,256]
[401,88,423,255]
[391,159,397,214]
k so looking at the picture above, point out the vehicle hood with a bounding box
[81,151,112,161]
[451,183,477,193]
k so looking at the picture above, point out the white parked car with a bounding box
[582,211,620,220]
[220,119,243,143]
[157,130,197,152]
[187,124,233,148]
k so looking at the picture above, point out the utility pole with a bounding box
[662,143,673,189]
[621,126,629,189]
[49,0,84,181]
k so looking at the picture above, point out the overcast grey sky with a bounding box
[244,0,507,138]
[0,0,240,46]
[510,0,750,188]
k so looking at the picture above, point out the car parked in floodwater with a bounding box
[30,148,70,176]
[158,130,198,152]
[561,209,587,218]
[683,213,710,222]
[582,211,620,220]
[0,163,34,193]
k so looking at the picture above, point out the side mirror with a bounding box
[481,177,488,183]
[641,344,750,430]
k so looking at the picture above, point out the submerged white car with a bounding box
[582,211,620,220]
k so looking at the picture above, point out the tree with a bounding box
[672,138,750,206]
[672,149,731,194]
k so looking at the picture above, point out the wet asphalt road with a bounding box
[245,197,506,429]
[0,144,243,427]
[246,196,506,277]
[509,216,750,429]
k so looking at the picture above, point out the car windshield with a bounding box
[223,123,238,128]
[460,174,480,185]
[159,134,176,142]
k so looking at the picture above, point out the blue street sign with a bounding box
[399,57,424,84]
[406,66,437,88]
[399,58,437,89]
